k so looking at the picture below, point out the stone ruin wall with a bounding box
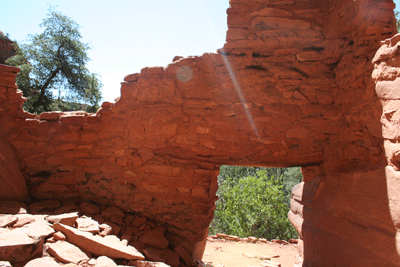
[1,0,400,266]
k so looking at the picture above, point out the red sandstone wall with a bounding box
[287,0,400,266]
[1,0,400,265]
[372,33,400,266]
[0,65,29,202]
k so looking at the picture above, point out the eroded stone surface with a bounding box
[53,223,145,260]
[76,216,100,234]
[143,248,180,267]
[0,215,17,228]
[95,256,117,267]
[80,202,101,214]
[24,257,62,267]
[13,214,35,228]
[0,228,43,263]
[138,227,169,249]
[46,241,90,264]
[46,212,79,227]
[0,201,27,214]
[0,0,400,266]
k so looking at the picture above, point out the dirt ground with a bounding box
[202,239,299,267]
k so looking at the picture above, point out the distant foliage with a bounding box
[6,7,102,114]
[209,166,302,240]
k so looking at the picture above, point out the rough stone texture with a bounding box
[0,215,17,228]
[24,257,62,267]
[0,201,27,214]
[138,227,169,249]
[0,229,43,264]
[80,202,101,214]
[76,216,100,233]
[143,248,180,267]
[95,256,117,267]
[0,126,29,202]
[13,214,35,228]
[45,212,79,227]
[46,241,90,264]
[52,223,145,261]
[1,0,400,266]
[0,33,15,65]
[372,33,400,266]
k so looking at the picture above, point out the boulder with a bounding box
[46,241,90,264]
[0,228,43,263]
[20,221,55,239]
[99,223,112,237]
[76,216,100,234]
[0,215,17,228]
[24,257,62,267]
[53,231,67,241]
[52,223,145,260]
[13,214,35,228]
[95,256,117,267]
[45,212,79,227]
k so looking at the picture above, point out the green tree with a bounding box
[210,166,302,240]
[396,11,400,32]
[6,7,102,114]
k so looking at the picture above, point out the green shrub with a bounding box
[209,167,301,240]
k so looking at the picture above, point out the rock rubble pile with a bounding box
[0,200,194,267]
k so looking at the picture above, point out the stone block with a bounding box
[53,223,144,260]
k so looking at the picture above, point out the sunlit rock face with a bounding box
[1,0,400,265]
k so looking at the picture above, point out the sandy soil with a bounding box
[202,239,299,267]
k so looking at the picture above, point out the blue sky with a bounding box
[1,0,400,102]
[1,0,229,102]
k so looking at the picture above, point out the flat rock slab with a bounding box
[24,257,62,267]
[20,221,55,239]
[46,212,79,227]
[76,216,100,233]
[53,223,145,260]
[0,215,17,228]
[0,228,43,263]
[13,214,35,228]
[47,241,90,264]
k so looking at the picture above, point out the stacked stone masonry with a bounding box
[1,0,400,266]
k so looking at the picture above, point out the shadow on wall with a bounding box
[300,166,400,266]
[0,130,29,202]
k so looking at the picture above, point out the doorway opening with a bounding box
[209,166,302,241]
